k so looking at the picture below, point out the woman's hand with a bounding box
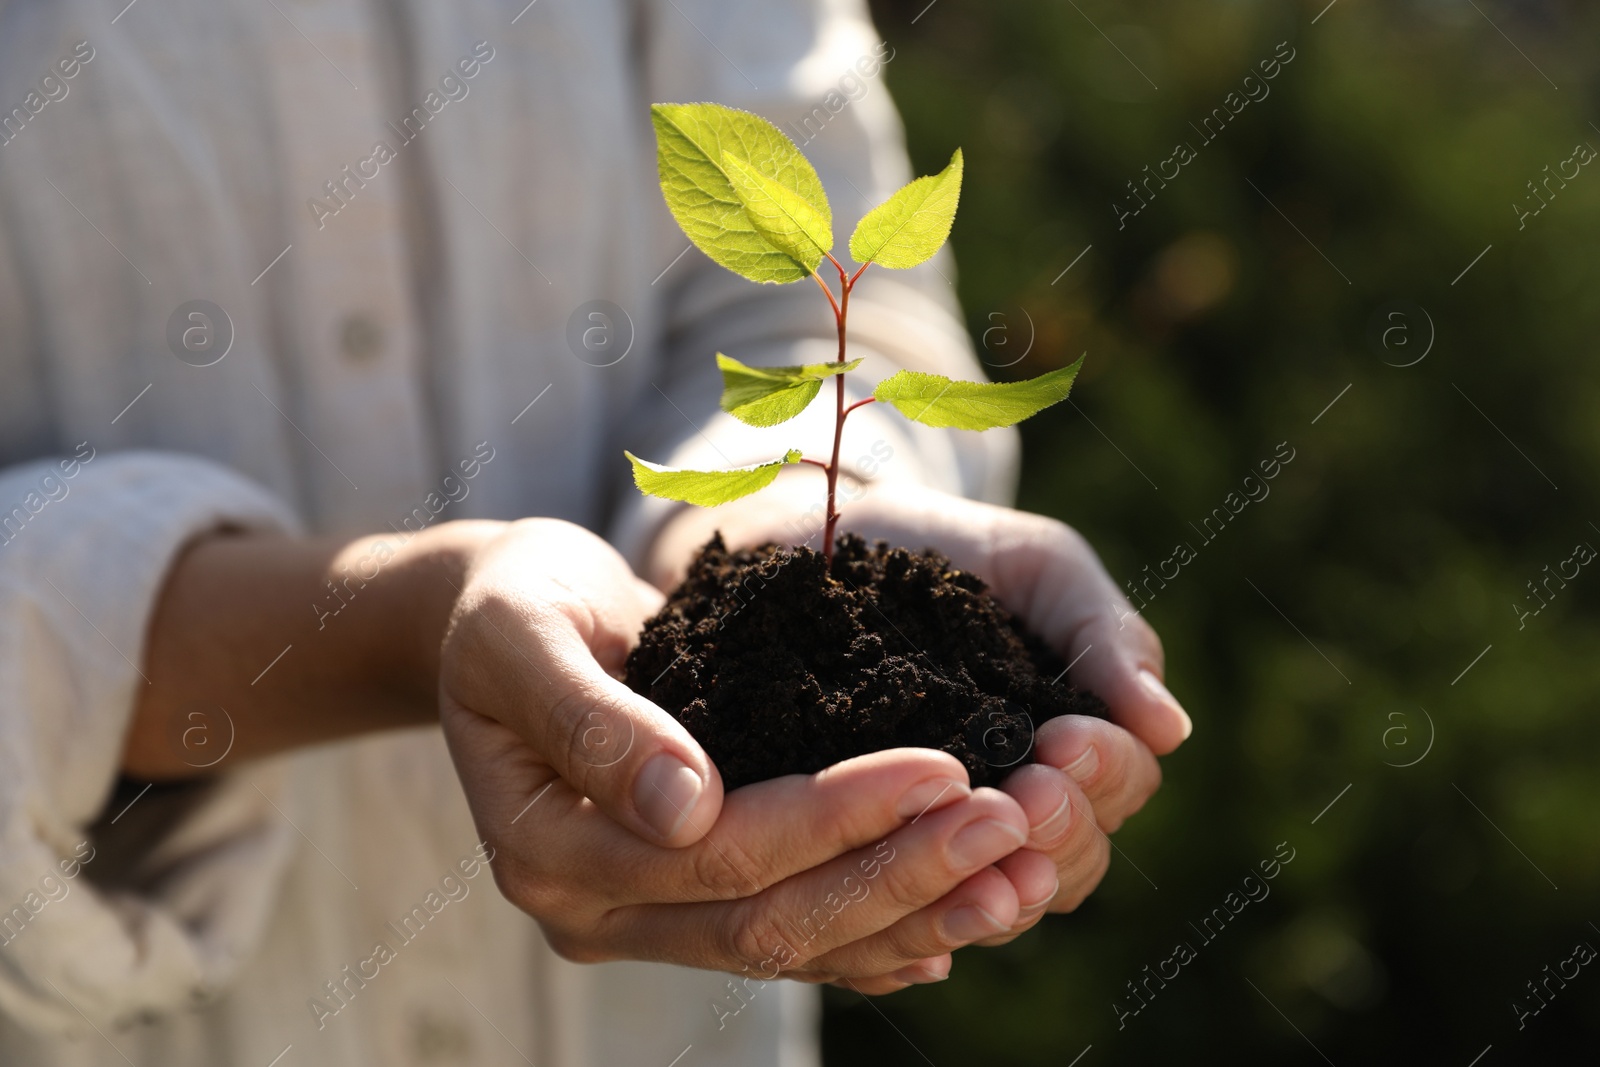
[646,480,1188,957]
[438,519,1045,989]
[132,515,1053,990]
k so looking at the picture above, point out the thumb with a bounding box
[533,618,725,846]
[446,576,725,848]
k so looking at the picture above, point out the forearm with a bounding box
[123,520,505,779]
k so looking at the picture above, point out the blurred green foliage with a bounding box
[826,0,1600,1061]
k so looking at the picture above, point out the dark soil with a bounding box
[624,533,1107,790]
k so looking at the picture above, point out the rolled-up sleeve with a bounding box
[0,450,300,1035]
[610,0,1018,564]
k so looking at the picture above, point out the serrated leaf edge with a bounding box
[849,148,964,269]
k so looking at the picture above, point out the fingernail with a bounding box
[897,956,952,984]
[1064,745,1099,784]
[947,818,1027,870]
[1033,786,1073,842]
[1020,874,1060,913]
[896,778,970,821]
[1139,668,1193,740]
[634,754,704,840]
[942,904,1009,943]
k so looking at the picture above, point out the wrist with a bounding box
[344,520,506,708]
[127,520,508,780]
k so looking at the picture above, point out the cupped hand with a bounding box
[843,483,1183,934]
[646,480,1188,954]
[437,518,1046,990]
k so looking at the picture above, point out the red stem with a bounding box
[810,258,872,569]
[821,267,855,568]
[809,270,841,320]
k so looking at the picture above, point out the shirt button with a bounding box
[339,314,384,363]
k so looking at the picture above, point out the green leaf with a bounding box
[651,103,832,285]
[849,149,963,269]
[717,353,863,427]
[721,152,833,274]
[625,448,804,507]
[873,355,1084,430]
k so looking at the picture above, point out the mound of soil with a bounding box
[623,533,1106,790]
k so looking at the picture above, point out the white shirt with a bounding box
[0,1,1016,1063]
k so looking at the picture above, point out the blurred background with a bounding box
[825,0,1600,1062]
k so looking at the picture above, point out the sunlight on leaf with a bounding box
[652,103,831,285]
[722,153,832,274]
[873,355,1083,430]
[625,448,804,506]
[717,353,863,427]
[849,149,963,270]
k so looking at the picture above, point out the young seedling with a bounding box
[627,102,1084,566]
